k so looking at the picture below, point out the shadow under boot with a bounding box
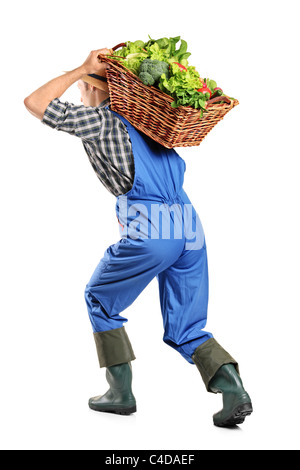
[89,362,137,415]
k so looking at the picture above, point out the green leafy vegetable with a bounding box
[113,36,191,72]
[159,63,208,111]
[113,40,148,74]
[206,79,217,92]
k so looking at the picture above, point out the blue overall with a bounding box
[85,110,213,364]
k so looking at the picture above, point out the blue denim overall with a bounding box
[85,111,213,364]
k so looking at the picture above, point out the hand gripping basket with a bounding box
[100,44,239,149]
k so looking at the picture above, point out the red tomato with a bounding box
[197,86,212,98]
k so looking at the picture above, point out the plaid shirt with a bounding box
[42,98,134,196]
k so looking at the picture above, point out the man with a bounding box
[24,49,253,427]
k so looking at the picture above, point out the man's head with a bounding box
[78,75,109,107]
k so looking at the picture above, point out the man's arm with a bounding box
[24,49,110,120]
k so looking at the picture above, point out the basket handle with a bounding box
[206,95,232,106]
[112,43,127,51]
[98,43,127,60]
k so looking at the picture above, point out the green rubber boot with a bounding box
[89,363,137,415]
[209,364,253,427]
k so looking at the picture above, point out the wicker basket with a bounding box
[100,46,239,149]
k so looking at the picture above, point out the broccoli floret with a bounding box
[139,72,155,86]
[138,59,169,86]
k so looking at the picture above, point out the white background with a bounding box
[1,0,299,451]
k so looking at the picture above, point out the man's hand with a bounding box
[81,48,111,75]
[24,48,112,120]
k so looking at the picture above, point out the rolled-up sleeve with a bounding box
[42,98,102,140]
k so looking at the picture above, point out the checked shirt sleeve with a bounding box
[42,98,103,140]
[41,98,135,196]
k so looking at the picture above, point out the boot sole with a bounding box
[214,402,253,427]
[89,403,137,416]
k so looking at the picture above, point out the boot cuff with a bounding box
[192,338,239,392]
[94,327,136,368]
